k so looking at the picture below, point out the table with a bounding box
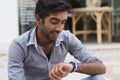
[71,7,112,44]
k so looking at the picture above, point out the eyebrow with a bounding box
[50,17,67,22]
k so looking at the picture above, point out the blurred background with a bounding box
[0,0,120,80]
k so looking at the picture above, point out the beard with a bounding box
[40,25,60,42]
[48,30,60,42]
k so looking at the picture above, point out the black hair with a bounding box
[35,0,71,20]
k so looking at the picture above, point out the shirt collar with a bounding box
[27,26,64,47]
[27,26,37,46]
[55,31,63,47]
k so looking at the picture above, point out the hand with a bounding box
[49,62,73,80]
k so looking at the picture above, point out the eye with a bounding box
[50,19,59,24]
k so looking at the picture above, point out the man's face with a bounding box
[37,11,68,42]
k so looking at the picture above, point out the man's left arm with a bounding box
[49,61,106,80]
[76,61,106,75]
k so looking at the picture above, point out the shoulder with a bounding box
[59,30,74,39]
[60,30,72,35]
[58,30,79,41]
[13,31,30,45]
[9,30,31,55]
[58,30,82,45]
[10,27,36,49]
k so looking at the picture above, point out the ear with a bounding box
[35,14,42,25]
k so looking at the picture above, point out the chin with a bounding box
[50,38,57,42]
[49,37,57,42]
[48,34,58,42]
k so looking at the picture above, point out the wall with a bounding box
[0,0,18,54]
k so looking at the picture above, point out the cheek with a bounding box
[44,19,56,31]
[44,22,55,31]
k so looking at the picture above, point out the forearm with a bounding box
[49,61,106,79]
[76,61,106,75]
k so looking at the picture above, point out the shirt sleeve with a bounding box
[8,41,25,80]
[68,32,101,63]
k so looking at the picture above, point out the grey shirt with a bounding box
[8,26,100,80]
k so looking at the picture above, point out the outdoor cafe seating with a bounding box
[70,0,112,44]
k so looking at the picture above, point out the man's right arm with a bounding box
[8,42,25,80]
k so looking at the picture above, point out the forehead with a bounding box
[46,11,68,20]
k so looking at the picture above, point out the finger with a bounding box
[56,64,70,78]
[49,72,60,80]
[57,64,65,77]
[49,68,60,80]
[54,65,62,77]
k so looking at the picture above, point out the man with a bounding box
[8,0,106,80]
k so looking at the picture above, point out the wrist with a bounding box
[69,61,78,73]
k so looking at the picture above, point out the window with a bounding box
[18,0,36,34]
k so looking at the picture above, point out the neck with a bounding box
[36,27,51,46]
[36,27,54,58]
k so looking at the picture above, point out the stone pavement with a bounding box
[0,43,120,80]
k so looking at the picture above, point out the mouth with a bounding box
[52,32,59,37]
[47,31,60,41]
